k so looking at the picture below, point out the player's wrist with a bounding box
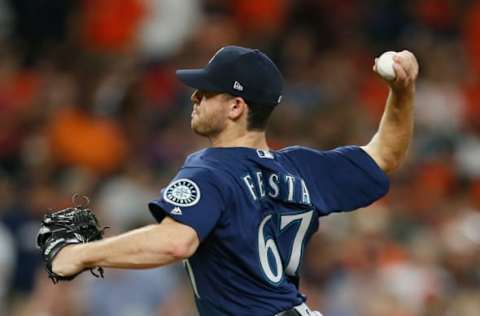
[51,244,84,276]
[75,242,99,270]
[389,85,415,103]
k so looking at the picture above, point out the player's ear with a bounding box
[228,97,247,121]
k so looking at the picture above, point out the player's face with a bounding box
[190,90,232,136]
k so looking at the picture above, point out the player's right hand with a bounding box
[374,50,419,94]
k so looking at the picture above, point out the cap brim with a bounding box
[176,69,221,92]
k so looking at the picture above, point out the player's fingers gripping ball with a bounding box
[36,194,108,283]
[375,50,419,89]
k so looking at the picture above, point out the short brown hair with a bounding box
[245,101,276,131]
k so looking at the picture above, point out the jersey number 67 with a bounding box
[258,210,314,284]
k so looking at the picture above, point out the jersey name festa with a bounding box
[242,171,311,205]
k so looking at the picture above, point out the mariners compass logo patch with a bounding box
[164,179,201,207]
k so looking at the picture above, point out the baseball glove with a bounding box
[37,194,108,284]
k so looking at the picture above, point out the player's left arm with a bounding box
[362,50,419,173]
[51,216,199,277]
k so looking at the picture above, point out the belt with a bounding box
[275,303,318,316]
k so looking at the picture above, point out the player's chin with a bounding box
[192,127,210,137]
[191,120,208,136]
[192,121,220,137]
[191,116,199,130]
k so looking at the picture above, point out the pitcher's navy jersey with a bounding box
[148,146,389,316]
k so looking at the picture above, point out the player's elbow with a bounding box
[160,221,199,260]
[378,153,402,173]
[362,144,406,173]
[169,232,199,259]
[146,220,199,263]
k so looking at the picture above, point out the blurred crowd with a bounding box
[0,0,479,315]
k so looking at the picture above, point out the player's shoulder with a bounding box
[184,148,228,165]
[184,147,251,166]
[184,148,209,166]
[176,150,234,201]
[181,148,228,178]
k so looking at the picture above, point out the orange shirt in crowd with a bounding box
[48,107,128,174]
[233,0,287,34]
[82,0,145,53]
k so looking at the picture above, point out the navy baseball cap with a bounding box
[176,46,283,105]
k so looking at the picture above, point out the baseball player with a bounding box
[51,46,419,316]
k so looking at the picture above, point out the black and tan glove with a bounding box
[36,195,108,283]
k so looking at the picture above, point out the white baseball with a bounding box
[376,51,397,80]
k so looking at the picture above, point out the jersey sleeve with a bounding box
[285,145,389,215]
[148,167,227,241]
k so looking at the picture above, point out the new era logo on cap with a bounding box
[233,81,244,91]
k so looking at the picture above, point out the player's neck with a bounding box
[209,129,269,150]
